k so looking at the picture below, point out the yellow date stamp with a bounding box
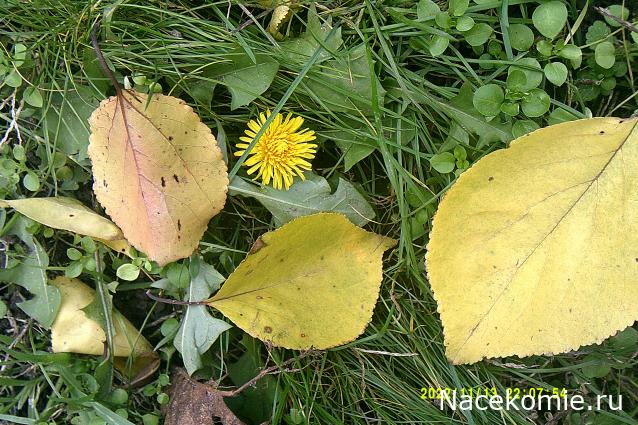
[420,386,568,400]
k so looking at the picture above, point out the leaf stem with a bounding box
[217,351,316,397]
[594,6,638,34]
[90,23,123,96]
[145,290,205,306]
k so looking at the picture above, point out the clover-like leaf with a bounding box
[544,62,568,86]
[473,84,504,117]
[508,24,534,52]
[595,42,616,69]
[532,1,567,39]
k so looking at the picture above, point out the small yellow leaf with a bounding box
[207,213,396,349]
[257,0,295,38]
[0,197,122,240]
[51,277,158,378]
[268,5,291,37]
[98,238,135,258]
[426,117,638,364]
[88,91,228,266]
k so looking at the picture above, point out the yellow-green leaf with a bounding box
[88,91,228,265]
[426,117,638,364]
[207,213,395,349]
[99,238,135,258]
[257,1,292,34]
[0,197,122,240]
[268,5,291,37]
[51,276,158,378]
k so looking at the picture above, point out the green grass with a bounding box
[1,0,638,424]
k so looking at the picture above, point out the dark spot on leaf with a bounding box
[620,120,625,123]
[69,214,74,218]
[103,180,107,187]
[297,287,300,290]
[599,130,605,134]
[184,130,188,134]
[264,326,272,334]
[300,333,306,338]
[249,237,266,254]
[635,258,638,262]
[256,295,263,300]
[168,136,173,141]
[488,176,494,181]
[173,174,179,183]
[121,248,126,252]
[320,255,324,260]
[177,219,181,231]
[161,177,166,187]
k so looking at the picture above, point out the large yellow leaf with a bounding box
[207,213,396,349]
[88,91,228,265]
[426,117,638,364]
[0,197,122,240]
[51,277,158,378]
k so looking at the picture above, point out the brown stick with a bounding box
[90,24,123,96]
[594,7,638,35]
[218,351,315,397]
[145,289,206,306]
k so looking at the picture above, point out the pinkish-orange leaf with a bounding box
[88,91,228,265]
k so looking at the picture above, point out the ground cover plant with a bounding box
[1,0,638,424]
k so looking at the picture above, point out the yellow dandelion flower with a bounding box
[235,110,317,190]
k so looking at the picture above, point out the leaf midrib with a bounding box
[453,120,638,359]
